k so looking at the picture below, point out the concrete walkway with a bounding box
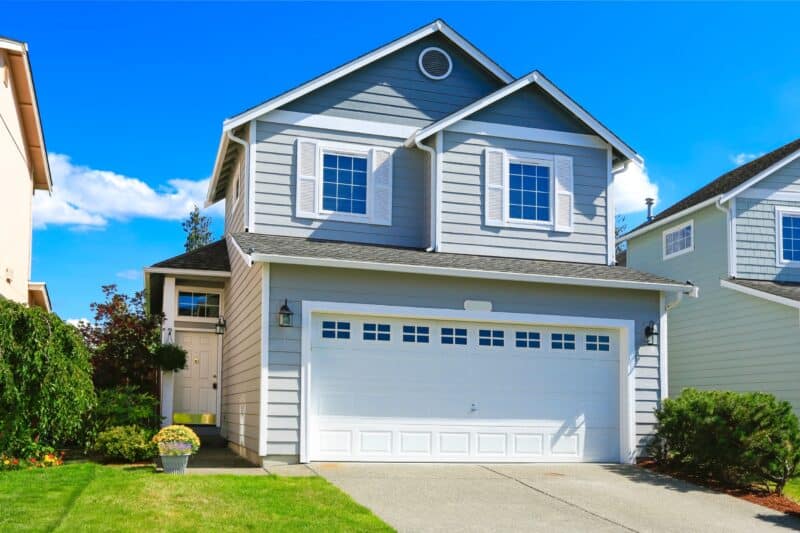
[312,462,800,532]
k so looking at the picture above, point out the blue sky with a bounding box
[6,2,800,320]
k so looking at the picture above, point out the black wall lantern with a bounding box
[644,320,659,346]
[278,299,294,327]
[215,316,227,335]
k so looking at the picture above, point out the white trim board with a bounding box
[410,70,641,166]
[259,263,270,457]
[720,279,800,311]
[258,110,417,139]
[739,188,800,202]
[774,206,800,268]
[299,300,638,464]
[250,251,695,294]
[223,20,512,132]
[719,148,800,204]
[446,120,607,150]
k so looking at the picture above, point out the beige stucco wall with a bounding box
[0,50,34,305]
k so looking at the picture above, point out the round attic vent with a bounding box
[418,47,452,80]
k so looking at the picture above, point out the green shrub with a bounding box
[0,299,95,456]
[649,388,800,495]
[93,425,156,463]
[92,386,161,431]
[153,343,187,372]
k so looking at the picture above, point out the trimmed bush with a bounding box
[649,388,800,495]
[93,425,156,463]
[153,343,187,372]
[0,299,95,456]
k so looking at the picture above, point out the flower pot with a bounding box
[161,454,190,474]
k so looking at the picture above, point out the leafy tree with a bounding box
[0,298,95,455]
[79,285,162,394]
[182,204,213,252]
[615,215,627,258]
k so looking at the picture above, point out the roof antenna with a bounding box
[645,198,654,221]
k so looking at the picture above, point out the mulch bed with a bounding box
[637,459,800,517]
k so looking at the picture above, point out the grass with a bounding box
[785,478,800,503]
[0,462,393,532]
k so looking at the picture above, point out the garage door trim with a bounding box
[299,300,637,464]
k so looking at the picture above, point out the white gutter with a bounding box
[143,267,231,278]
[617,195,721,244]
[226,130,250,229]
[249,252,696,294]
[414,136,438,252]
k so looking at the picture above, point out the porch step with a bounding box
[186,425,227,449]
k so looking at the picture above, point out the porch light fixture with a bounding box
[278,299,294,328]
[215,316,227,335]
[644,320,659,346]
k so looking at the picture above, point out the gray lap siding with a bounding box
[265,264,662,459]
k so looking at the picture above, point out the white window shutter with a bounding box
[370,148,393,226]
[554,155,574,233]
[295,139,319,219]
[484,148,506,227]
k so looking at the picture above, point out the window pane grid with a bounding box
[322,153,367,215]
[783,215,800,262]
[515,331,541,348]
[586,334,610,352]
[363,323,391,341]
[177,291,220,318]
[479,329,504,347]
[441,327,468,345]
[509,162,550,222]
[665,224,692,256]
[322,321,350,339]
[552,333,576,350]
[402,325,429,343]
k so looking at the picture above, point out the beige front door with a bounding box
[173,331,219,424]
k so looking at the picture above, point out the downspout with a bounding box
[714,196,736,277]
[226,130,250,231]
[414,134,438,252]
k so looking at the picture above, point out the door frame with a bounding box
[299,300,637,464]
[173,328,223,427]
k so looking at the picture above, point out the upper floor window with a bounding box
[322,153,368,215]
[663,220,694,260]
[178,291,220,319]
[777,208,800,264]
[509,162,551,223]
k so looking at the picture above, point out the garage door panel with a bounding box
[309,313,620,462]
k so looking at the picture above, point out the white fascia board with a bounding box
[259,110,417,139]
[0,38,26,53]
[143,267,231,278]
[617,196,720,244]
[719,148,800,204]
[222,20,513,133]
[447,120,607,150]
[206,131,230,206]
[249,252,694,294]
[720,279,800,310]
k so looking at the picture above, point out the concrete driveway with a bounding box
[311,463,800,532]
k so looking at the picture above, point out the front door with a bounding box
[173,331,219,425]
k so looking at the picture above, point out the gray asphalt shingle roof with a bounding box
[727,278,800,304]
[630,138,800,234]
[150,239,230,272]
[233,232,689,289]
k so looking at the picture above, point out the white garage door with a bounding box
[308,313,620,462]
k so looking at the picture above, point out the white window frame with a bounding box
[775,206,800,267]
[662,219,694,260]
[317,141,372,223]
[504,151,555,230]
[175,285,224,324]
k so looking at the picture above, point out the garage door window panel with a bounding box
[363,323,390,341]
[322,321,351,339]
[586,335,610,351]
[403,325,429,343]
[441,327,467,345]
[479,329,504,347]
[515,331,541,348]
[551,333,575,350]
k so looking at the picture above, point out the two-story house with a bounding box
[623,138,800,417]
[145,20,695,466]
[0,37,52,311]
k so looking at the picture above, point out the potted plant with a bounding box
[152,425,200,474]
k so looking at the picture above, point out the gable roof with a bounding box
[410,70,642,166]
[147,239,230,273]
[0,37,51,191]
[623,138,800,240]
[722,278,800,310]
[206,19,513,205]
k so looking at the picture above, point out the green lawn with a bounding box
[785,478,800,503]
[0,462,393,532]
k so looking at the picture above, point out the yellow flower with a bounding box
[3,459,9,465]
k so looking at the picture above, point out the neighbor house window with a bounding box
[586,335,610,352]
[778,209,800,263]
[551,333,575,350]
[441,327,468,345]
[479,329,504,347]
[403,325,429,343]
[322,321,350,339]
[363,323,391,341]
[663,221,694,259]
[177,291,220,318]
[322,153,368,215]
[508,161,551,222]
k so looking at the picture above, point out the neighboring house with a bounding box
[622,138,800,416]
[145,20,695,466]
[0,37,51,311]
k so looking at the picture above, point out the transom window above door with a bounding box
[322,153,368,215]
[509,162,551,222]
[177,291,220,318]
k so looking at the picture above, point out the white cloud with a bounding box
[613,163,659,215]
[33,154,223,229]
[731,152,764,166]
[116,269,141,280]
[66,318,90,328]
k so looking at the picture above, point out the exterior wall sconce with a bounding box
[644,320,659,346]
[215,316,227,335]
[278,299,294,327]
